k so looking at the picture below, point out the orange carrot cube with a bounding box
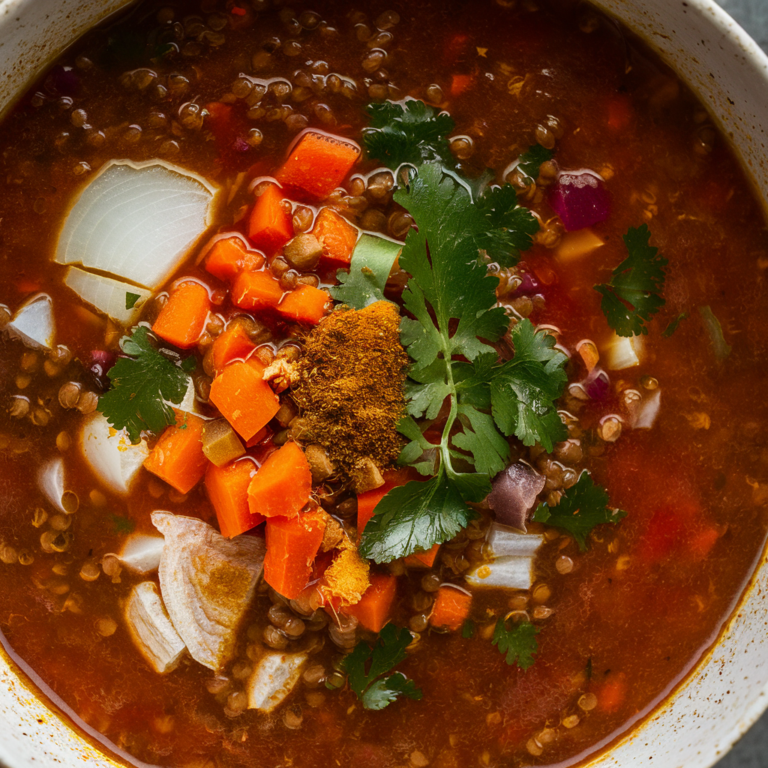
[276,285,331,325]
[206,458,265,538]
[312,207,359,268]
[247,441,312,519]
[211,322,256,374]
[231,269,284,310]
[248,184,293,253]
[344,573,397,633]
[430,585,472,632]
[205,237,265,283]
[144,411,208,494]
[152,282,210,350]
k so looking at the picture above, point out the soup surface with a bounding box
[0,1,767,767]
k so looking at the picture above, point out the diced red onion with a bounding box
[233,137,250,153]
[583,367,610,401]
[487,463,546,532]
[510,271,542,298]
[548,170,610,231]
[90,350,116,386]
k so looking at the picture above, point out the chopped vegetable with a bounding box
[555,229,605,262]
[430,585,472,631]
[276,131,361,199]
[210,322,256,374]
[247,441,312,519]
[492,617,539,670]
[248,183,294,253]
[206,458,264,538]
[404,544,440,568]
[152,282,211,350]
[263,507,327,599]
[201,418,246,467]
[532,471,627,551]
[549,170,610,232]
[363,99,455,171]
[594,224,667,336]
[312,207,359,268]
[231,269,284,310]
[487,463,546,532]
[602,332,644,370]
[699,305,731,361]
[277,285,331,325]
[5,293,55,350]
[343,573,397,632]
[209,358,280,441]
[247,651,308,712]
[116,534,164,574]
[64,267,150,325]
[205,236,264,283]
[342,623,422,711]
[98,326,195,443]
[144,411,208,494]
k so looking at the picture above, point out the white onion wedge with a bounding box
[485,524,544,560]
[80,412,149,495]
[633,389,662,430]
[64,267,151,325]
[37,457,66,514]
[602,332,644,371]
[116,534,165,574]
[6,293,55,350]
[465,524,543,591]
[55,160,218,290]
[246,651,308,712]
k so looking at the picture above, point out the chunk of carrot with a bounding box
[311,207,359,268]
[343,573,397,633]
[247,441,312,519]
[231,269,284,310]
[205,237,264,283]
[209,358,280,441]
[277,285,331,325]
[245,426,272,448]
[404,544,440,568]
[276,132,361,200]
[144,411,208,494]
[152,282,210,350]
[248,183,294,253]
[211,322,256,374]
[264,508,327,599]
[595,674,627,714]
[430,585,472,632]
[206,458,265,538]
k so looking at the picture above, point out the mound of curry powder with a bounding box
[291,300,408,481]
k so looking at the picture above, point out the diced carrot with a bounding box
[343,573,397,633]
[595,674,628,714]
[450,73,474,97]
[276,131,361,200]
[209,358,280,441]
[247,441,312,519]
[277,285,331,325]
[144,411,208,494]
[264,508,327,599]
[404,544,440,568]
[430,585,472,632]
[689,526,720,560]
[248,183,294,253]
[206,458,265,538]
[246,426,272,448]
[311,207,359,268]
[231,269,284,310]
[606,95,633,132]
[152,282,210,350]
[205,237,265,283]
[211,323,256,374]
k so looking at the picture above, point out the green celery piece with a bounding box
[330,233,403,309]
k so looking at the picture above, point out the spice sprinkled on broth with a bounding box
[0,1,767,767]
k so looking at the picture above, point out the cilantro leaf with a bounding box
[98,326,193,443]
[363,99,455,170]
[662,312,688,338]
[461,619,476,639]
[532,471,627,551]
[330,233,402,310]
[342,624,422,710]
[125,292,141,310]
[517,144,554,179]
[594,224,668,337]
[492,618,539,670]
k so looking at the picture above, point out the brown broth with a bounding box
[0,1,767,767]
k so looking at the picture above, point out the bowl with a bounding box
[0,0,767,766]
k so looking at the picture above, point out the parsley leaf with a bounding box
[342,624,422,710]
[98,326,193,444]
[125,292,141,310]
[594,224,667,337]
[517,144,553,179]
[363,99,455,170]
[532,471,627,551]
[492,618,539,670]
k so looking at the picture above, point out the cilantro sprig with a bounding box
[532,471,627,551]
[359,164,564,564]
[517,144,553,180]
[594,224,667,337]
[492,618,539,670]
[342,624,422,710]
[98,326,195,443]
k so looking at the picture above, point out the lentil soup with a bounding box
[0,1,766,767]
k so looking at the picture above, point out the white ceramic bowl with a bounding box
[1,0,768,766]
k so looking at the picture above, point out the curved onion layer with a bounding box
[465,524,543,590]
[116,534,166,574]
[633,389,662,429]
[6,293,55,350]
[37,457,66,514]
[64,267,151,325]
[55,160,218,290]
[602,332,644,371]
[80,412,149,495]
[247,651,308,712]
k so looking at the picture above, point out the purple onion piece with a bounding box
[583,367,610,401]
[233,138,250,153]
[487,463,546,532]
[89,350,116,388]
[510,271,542,299]
[548,170,610,231]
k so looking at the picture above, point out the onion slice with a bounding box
[6,293,55,350]
[465,524,543,591]
[55,160,219,290]
[64,267,151,325]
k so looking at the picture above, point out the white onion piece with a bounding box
[633,389,662,430]
[165,378,207,419]
[37,457,66,514]
[55,160,218,290]
[64,267,152,325]
[247,652,308,712]
[602,333,644,371]
[465,524,543,591]
[116,534,165,574]
[486,524,544,559]
[6,293,55,350]
[80,412,149,495]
